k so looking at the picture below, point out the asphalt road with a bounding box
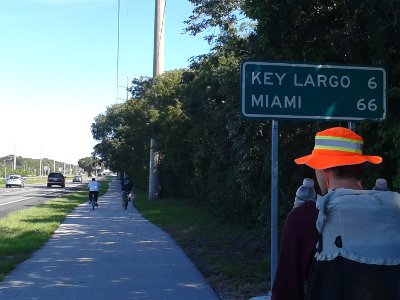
[0,181,85,218]
[0,178,219,300]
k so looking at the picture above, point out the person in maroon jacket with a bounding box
[271,189,318,300]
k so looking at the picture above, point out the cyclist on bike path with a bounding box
[88,177,100,207]
[121,176,133,206]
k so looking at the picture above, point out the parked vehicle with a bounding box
[47,172,65,188]
[5,174,25,188]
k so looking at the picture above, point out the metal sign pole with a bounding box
[270,120,279,292]
[348,122,356,131]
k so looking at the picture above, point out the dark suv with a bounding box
[47,172,65,187]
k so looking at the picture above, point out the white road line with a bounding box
[0,196,35,206]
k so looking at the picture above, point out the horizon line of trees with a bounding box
[91,0,400,228]
[1,155,81,178]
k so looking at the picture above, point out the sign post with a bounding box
[270,120,279,291]
[240,61,386,297]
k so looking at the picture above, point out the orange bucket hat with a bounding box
[294,127,382,170]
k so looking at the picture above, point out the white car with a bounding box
[5,174,25,188]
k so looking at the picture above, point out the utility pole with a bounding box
[149,0,165,200]
[126,76,129,101]
[153,0,165,77]
[39,150,42,177]
[13,142,16,170]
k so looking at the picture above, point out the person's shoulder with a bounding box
[291,200,317,212]
[286,201,318,225]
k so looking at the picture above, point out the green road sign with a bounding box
[241,61,386,121]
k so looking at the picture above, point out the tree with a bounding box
[91,98,152,190]
[90,0,400,228]
[78,157,96,176]
[185,0,400,195]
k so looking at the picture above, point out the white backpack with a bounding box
[315,188,400,265]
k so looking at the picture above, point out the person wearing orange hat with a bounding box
[294,126,382,195]
[273,126,400,300]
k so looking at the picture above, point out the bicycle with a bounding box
[122,191,131,210]
[89,194,96,210]
[89,191,98,210]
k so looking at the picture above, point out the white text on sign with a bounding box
[251,72,351,88]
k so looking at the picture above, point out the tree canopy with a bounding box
[92,0,400,227]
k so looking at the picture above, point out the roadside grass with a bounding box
[0,180,109,281]
[135,194,270,300]
[23,177,48,184]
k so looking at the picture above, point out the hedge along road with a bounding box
[0,177,220,300]
[0,181,84,219]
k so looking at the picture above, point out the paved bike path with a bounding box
[0,178,219,300]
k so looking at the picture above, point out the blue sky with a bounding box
[0,0,211,165]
